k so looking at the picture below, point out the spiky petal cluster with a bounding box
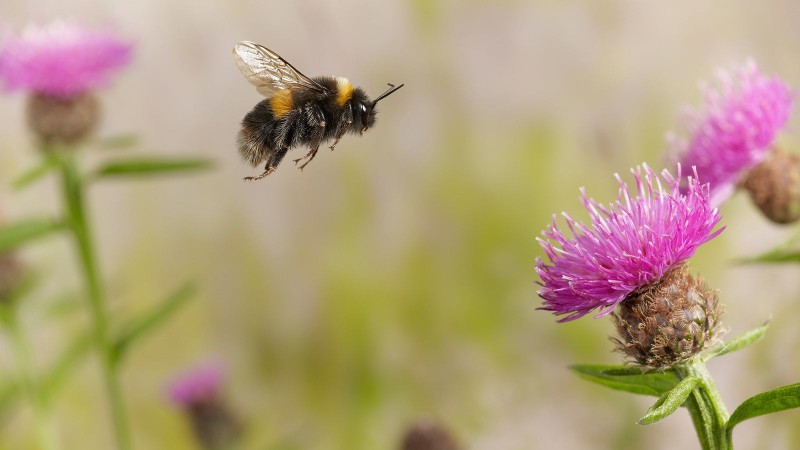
[668,60,794,205]
[0,20,132,98]
[536,164,724,322]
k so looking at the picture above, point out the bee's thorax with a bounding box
[335,77,353,106]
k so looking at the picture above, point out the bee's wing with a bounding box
[233,41,329,97]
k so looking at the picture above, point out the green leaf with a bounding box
[45,291,84,318]
[93,156,212,179]
[112,282,197,364]
[12,155,61,190]
[95,134,139,150]
[738,248,800,264]
[41,332,93,401]
[0,218,64,252]
[727,382,800,432]
[639,376,701,424]
[703,322,769,361]
[570,364,680,397]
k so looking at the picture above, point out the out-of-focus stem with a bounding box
[6,312,58,450]
[58,153,132,450]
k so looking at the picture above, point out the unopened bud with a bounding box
[26,92,99,147]
[742,147,800,224]
[612,264,723,369]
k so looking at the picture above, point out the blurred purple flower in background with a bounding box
[0,20,132,98]
[667,60,794,206]
[168,362,243,450]
[168,362,224,406]
[535,164,724,322]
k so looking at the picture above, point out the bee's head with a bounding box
[350,83,403,134]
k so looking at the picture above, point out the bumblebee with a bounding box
[232,41,404,180]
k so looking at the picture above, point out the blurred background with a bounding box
[2,0,800,448]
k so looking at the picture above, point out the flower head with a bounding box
[668,61,794,205]
[535,164,724,322]
[167,362,242,449]
[0,20,132,98]
[168,362,224,407]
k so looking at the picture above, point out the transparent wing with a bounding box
[232,41,329,97]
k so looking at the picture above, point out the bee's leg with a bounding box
[243,164,274,181]
[296,126,325,170]
[330,104,353,152]
[293,105,327,169]
[244,146,288,181]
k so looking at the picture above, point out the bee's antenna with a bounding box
[372,83,404,105]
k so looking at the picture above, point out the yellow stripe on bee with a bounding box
[336,77,353,106]
[269,89,294,117]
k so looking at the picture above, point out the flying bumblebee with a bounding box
[232,41,404,180]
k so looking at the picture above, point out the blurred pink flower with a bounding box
[536,164,724,322]
[0,20,132,98]
[168,362,224,406]
[668,61,794,205]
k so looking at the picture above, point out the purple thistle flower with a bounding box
[535,164,724,322]
[668,60,794,206]
[0,20,132,98]
[168,362,224,407]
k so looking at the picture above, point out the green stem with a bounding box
[5,313,58,450]
[58,154,132,450]
[679,361,731,450]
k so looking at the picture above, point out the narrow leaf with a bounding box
[12,155,60,190]
[639,376,701,424]
[739,249,800,264]
[571,364,680,397]
[112,282,197,364]
[737,231,800,264]
[41,332,93,401]
[93,156,212,179]
[0,218,64,252]
[45,291,84,318]
[727,382,800,431]
[95,134,139,150]
[703,322,769,361]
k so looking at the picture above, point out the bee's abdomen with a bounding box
[238,99,277,167]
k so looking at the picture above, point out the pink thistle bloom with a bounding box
[668,61,794,205]
[535,164,724,322]
[0,20,132,98]
[168,362,224,406]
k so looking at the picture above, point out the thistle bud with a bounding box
[742,147,800,224]
[612,264,723,369]
[168,363,242,450]
[400,419,460,450]
[26,92,99,146]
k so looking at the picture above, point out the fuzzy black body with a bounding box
[237,76,376,176]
